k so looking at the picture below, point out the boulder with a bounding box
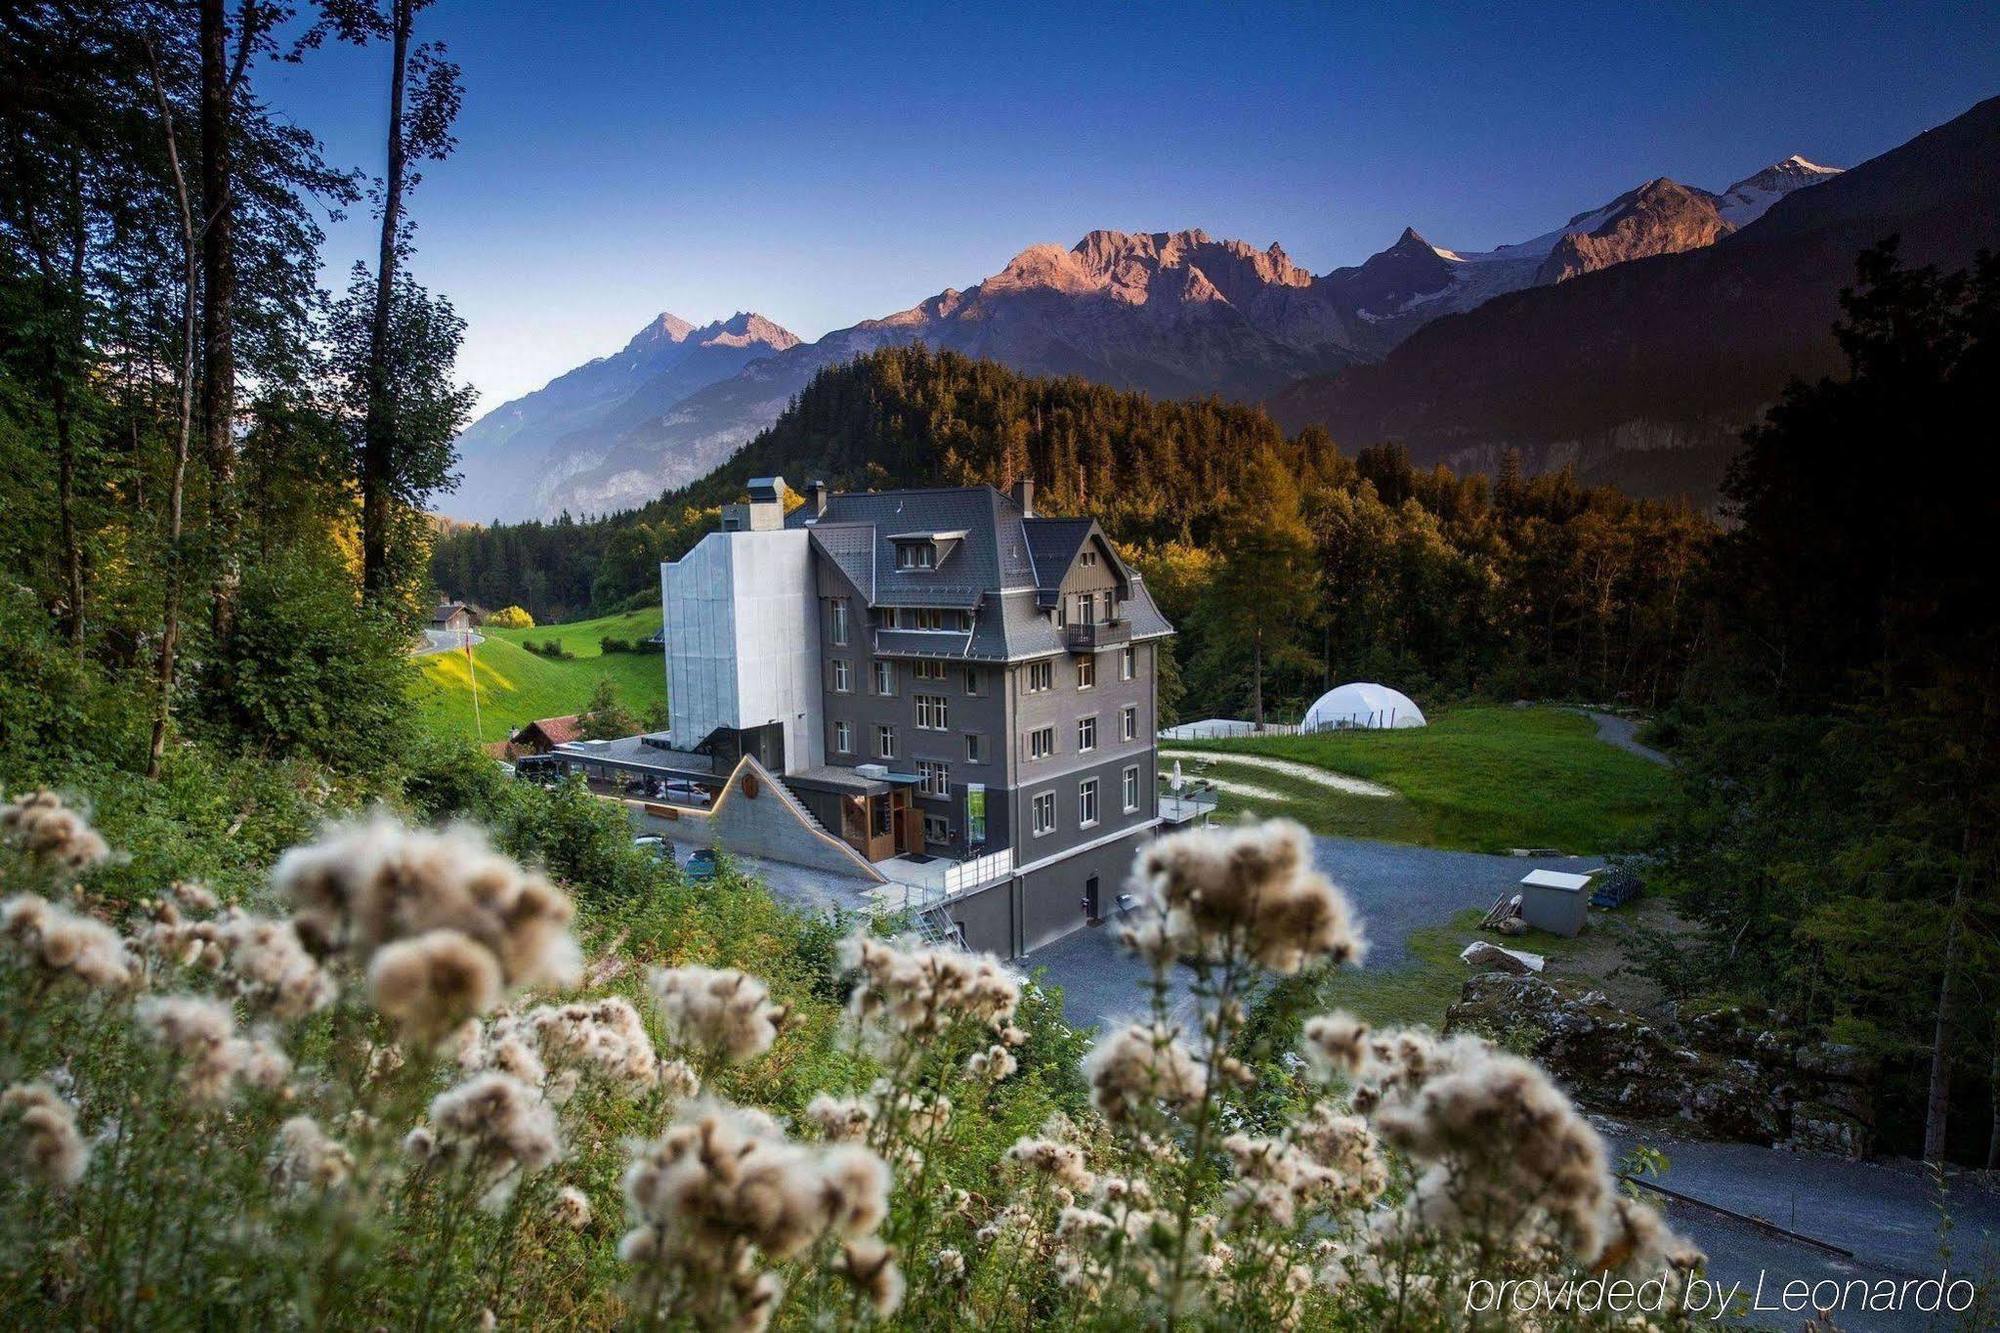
[1459,941,1545,975]
[1445,972,1877,1157]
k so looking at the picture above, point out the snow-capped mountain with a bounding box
[1317,158,1841,348]
[1270,97,1998,506]
[445,153,1842,522]
[446,312,799,523]
[1713,155,1844,227]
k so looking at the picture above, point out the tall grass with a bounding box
[3,791,1730,1330]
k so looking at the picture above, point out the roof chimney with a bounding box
[806,479,828,517]
[1010,476,1035,517]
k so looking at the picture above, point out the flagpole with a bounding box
[465,626,483,741]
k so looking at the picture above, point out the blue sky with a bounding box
[260,2,2000,417]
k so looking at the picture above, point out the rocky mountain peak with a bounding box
[622,312,697,351]
[1715,155,1843,227]
[1535,177,1732,285]
[693,312,801,351]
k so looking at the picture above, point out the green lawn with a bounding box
[1321,908,1600,1030]
[410,607,665,745]
[1173,705,1672,854]
[1166,756,1434,844]
[1321,900,1668,1031]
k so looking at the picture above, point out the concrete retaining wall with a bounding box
[623,756,883,883]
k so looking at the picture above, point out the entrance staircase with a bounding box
[916,900,965,950]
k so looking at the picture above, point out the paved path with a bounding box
[1601,1127,2000,1329]
[411,628,484,656]
[1159,748,1398,798]
[1579,709,1672,767]
[1027,835,1590,1031]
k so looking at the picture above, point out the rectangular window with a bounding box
[898,607,965,632]
[964,667,981,695]
[1026,661,1052,692]
[830,599,849,646]
[875,724,896,760]
[1079,779,1099,828]
[1121,645,1135,681]
[1078,655,1096,689]
[1029,726,1054,761]
[923,813,951,843]
[966,733,987,764]
[1122,704,1137,742]
[1032,791,1056,837]
[1077,592,1095,626]
[832,659,852,693]
[1077,716,1096,753]
[896,543,935,570]
[833,720,853,754]
[917,760,951,798]
[913,660,946,681]
[1080,549,1098,568]
[1123,765,1140,812]
[915,694,949,730]
[873,661,895,696]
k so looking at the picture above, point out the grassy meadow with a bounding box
[1171,705,1672,854]
[410,607,666,745]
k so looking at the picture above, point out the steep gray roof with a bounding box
[790,484,1173,661]
[1023,518,1092,588]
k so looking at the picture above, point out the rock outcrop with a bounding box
[1534,178,1735,285]
[1446,971,1876,1156]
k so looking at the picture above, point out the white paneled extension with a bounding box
[662,527,824,772]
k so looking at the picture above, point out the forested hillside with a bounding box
[439,346,1716,718]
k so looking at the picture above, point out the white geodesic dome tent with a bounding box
[1301,682,1426,732]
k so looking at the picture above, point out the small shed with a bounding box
[431,599,473,632]
[1519,869,1592,937]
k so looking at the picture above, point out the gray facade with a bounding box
[665,476,1175,960]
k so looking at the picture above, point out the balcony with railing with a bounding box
[1157,784,1219,827]
[871,846,1016,914]
[1063,618,1131,652]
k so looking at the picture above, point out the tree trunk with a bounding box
[200,0,239,637]
[361,0,412,600]
[1251,629,1264,730]
[1987,1014,2000,1171]
[52,375,84,645]
[147,36,199,778]
[1922,874,1967,1163]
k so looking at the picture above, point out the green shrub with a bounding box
[193,545,415,772]
[484,604,534,629]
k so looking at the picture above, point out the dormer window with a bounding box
[888,529,966,571]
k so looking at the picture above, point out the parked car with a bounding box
[633,835,673,862]
[685,848,719,882]
[513,754,566,785]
